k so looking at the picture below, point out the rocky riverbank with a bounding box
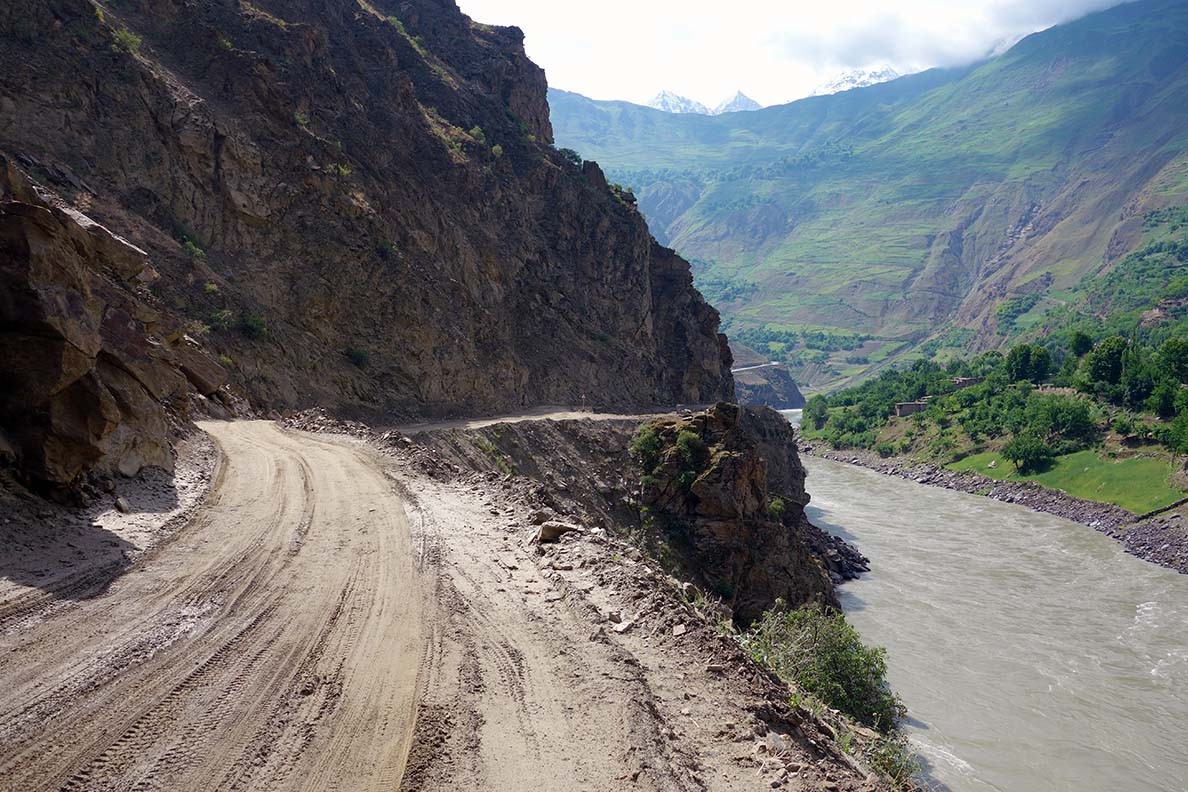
[802,444,1188,575]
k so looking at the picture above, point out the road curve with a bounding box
[0,421,422,792]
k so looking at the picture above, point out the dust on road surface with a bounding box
[0,421,422,791]
[1,416,877,792]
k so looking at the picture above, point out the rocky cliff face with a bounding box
[637,404,865,624]
[0,0,731,484]
[733,366,806,410]
[0,158,229,490]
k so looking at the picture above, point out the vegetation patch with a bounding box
[112,28,142,55]
[949,449,1182,513]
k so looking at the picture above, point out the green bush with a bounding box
[468,126,486,145]
[209,308,235,331]
[557,147,583,167]
[240,314,267,340]
[182,237,205,259]
[376,239,397,260]
[112,28,142,55]
[491,144,504,159]
[743,603,904,731]
[630,425,663,474]
[345,347,370,368]
[767,497,786,521]
[867,732,921,789]
[203,281,220,295]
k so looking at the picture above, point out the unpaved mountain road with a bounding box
[0,421,422,792]
[1,417,879,792]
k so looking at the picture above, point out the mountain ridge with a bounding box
[550,0,1188,389]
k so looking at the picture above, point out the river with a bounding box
[781,411,1188,791]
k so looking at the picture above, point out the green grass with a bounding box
[948,449,1184,513]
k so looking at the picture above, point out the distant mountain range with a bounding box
[646,90,762,115]
[549,0,1188,390]
[809,66,903,97]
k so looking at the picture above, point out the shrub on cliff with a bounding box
[629,424,663,473]
[112,28,142,55]
[743,602,904,732]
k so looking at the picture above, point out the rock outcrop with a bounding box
[0,158,229,488]
[733,365,806,410]
[403,405,867,625]
[637,404,865,624]
[0,0,732,453]
[728,342,804,409]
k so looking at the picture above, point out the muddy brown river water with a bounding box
[786,409,1188,791]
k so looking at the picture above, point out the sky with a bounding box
[454,0,1130,107]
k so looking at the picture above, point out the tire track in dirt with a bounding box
[0,421,423,792]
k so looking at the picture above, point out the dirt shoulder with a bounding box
[0,431,217,632]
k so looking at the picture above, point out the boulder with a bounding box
[169,337,228,396]
[536,520,580,543]
[0,170,210,486]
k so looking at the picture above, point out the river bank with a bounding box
[800,443,1188,574]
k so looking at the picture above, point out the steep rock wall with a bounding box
[0,158,229,488]
[0,0,732,434]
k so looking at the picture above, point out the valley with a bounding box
[3,0,1188,790]
[550,0,1188,390]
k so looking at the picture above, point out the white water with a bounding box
[781,410,1188,791]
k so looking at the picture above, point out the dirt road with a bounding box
[0,421,422,791]
[1,416,881,792]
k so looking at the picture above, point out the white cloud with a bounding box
[454,0,1130,107]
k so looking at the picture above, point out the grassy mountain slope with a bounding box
[550,0,1188,390]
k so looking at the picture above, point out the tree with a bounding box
[1084,336,1128,386]
[556,147,583,167]
[1147,380,1179,418]
[1159,337,1188,383]
[1006,344,1050,384]
[1002,433,1053,474]
[1120,345,1157,409]
[803,395,829,430]
[1069,330,1094,358]
[1025,394,1094,444]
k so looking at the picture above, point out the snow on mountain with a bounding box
[647,90,710,115]
[647,90,763,115]
[713,91,762,114]
[810,66,903,97]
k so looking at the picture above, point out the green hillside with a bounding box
[550,0,1188,391]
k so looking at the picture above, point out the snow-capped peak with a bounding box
[810,66,903,97]
[713,91,762,114]
[647,90,710,115]
[647,90,764,115]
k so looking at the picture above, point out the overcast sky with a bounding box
[454,0,1130,107]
